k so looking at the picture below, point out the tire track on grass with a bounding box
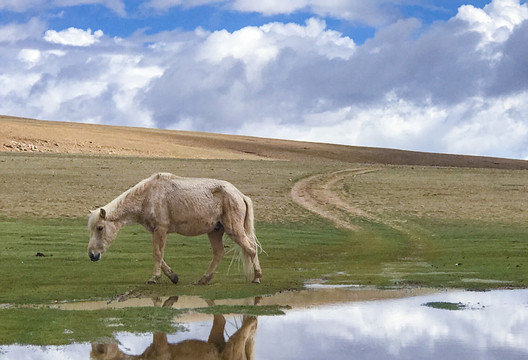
[291,168,380,231]
[292,168,439,285]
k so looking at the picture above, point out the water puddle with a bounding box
[55,286,434,312]
[1,288,528,359]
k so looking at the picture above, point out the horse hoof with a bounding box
[147,276,160,285]
[197,274,213,285]
[170,273,179,284]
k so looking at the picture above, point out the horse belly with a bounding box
[163,182,225,236]
[170,219,217,237]
[168,204,222,236]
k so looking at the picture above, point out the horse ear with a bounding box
[99,208,106,219]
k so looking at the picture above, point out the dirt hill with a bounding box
[1,115,527,169]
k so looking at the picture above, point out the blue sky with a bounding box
[1,1,494,42]
[1,0,528,159]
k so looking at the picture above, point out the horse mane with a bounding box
[103,173,182,222]
[103,175,155,221]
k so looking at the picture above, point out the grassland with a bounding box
[1,117,528,345]
[1,152,527,302]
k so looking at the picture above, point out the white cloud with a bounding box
[0,19,163,127]
[53,0,126,16]
[231,0,402,26]
[44,27,104,46]
[444,93,528,157]
[235,95,448,153]
[0,17,46,43]
[236,91,528,159]
[232,0,307,15]
[17,49,41,65]
[1,0,528,159]
[0,73,41,99]
[0,0,46,12]
[136,0,528,159]
[260,18,356,59]
[197,18,354,81]
[143,0,224,10]
[141,0,407,26]
[456,0,528,45]
[0,0,125,15]
[197,26,279,82]
[23,53,164,126]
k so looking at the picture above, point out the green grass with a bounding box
[422,302,466,311]
[2,216,526,306]
[2,144,528,346]
[0,307,184,345]
[1,214,528,344]
[403,218,528,289]
[0,304,284,346]
[0,217,358,303]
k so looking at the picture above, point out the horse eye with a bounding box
[97,226,104,231]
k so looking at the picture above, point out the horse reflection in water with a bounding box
[91,297,258,360]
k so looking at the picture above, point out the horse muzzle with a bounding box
[89,251,101,262]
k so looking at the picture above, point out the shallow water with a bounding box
[1,288,528,359]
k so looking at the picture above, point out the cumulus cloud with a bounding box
[0,19,163,127]
[17,49,42,65]
[54,0,126,15]
[142,0,405,26]
[231,0,403,26]
[144,0,224,10]
[456,0,528,44]
[1,0,528,159]
[196,18,355,81]
[0,0,46,12]
[0,0,125,15]
[141,0,528,158]
[44,27,104,46]
[0,17,46,43]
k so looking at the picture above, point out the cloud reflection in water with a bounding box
[254,289,528,359]
[1,289,527,359]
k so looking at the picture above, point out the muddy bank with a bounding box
[55,286,438,313]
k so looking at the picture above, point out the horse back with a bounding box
[141,173,246,235]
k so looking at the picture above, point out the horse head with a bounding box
[87,208,119,262]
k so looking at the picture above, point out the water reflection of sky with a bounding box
[256,289,528,359]
[1,289,527,359]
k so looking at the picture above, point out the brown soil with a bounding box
[2,115,528,169]
[291,169,379,230]
[2,115,528,223]
[56,287,437,313]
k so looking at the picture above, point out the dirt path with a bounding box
[291,168,380,230]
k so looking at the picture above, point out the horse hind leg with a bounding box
[227,229,262,284]
[198,228,226,285]
[250,245,262,284]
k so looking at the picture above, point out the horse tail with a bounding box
[241,195,261,280]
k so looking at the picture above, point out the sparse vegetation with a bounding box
[1,117,528,345]
[423,302,466,311]
[0,307,184,345]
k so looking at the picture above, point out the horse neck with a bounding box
[106,184,146,226]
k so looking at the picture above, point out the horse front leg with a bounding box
[148,227,178,284]
[198,229,225,285]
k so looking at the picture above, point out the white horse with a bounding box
[87,172,262,285]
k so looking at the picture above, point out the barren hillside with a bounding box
[2,115,527,169]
